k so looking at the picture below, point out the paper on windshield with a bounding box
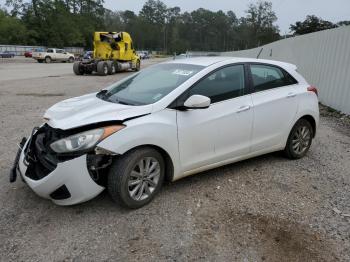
[172,69,194,76]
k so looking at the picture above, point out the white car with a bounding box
[11,57,319,208]
[32,48,75,63]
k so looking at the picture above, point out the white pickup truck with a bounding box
[32,48,75,63]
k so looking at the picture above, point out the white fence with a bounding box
[0,45,84,56]
[222,26,350,114]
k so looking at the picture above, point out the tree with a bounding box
[4,0,105,47]
[0,8,28,44]
[2,0,286,52]
[243,1,280,47]
[139,0,167,25]
[290,15,337,35]
[337,21,350,27]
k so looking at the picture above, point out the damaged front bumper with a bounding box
[12,126,105,206]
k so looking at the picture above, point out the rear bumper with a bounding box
[17,138,104,206]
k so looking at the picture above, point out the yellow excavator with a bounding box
[73,32,141,76]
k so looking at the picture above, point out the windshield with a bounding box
[97,63,204,105]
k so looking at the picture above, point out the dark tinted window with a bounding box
[250,64,297,92]
[189,65,246,103]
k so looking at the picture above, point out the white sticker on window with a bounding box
[172,69,194,76]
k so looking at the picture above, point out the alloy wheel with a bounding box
[292,125,311,155]
[128,157,160,201]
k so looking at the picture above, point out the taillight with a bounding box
[307,86,318,96]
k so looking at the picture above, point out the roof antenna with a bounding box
[257,48,263,59]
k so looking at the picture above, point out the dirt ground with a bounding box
[0,57,349,262]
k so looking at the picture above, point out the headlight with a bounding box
[50,125,125,153]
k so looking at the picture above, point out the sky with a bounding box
[1,0,349,33]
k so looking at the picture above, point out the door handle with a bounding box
[237,105,251,113]
[287,92,296,98]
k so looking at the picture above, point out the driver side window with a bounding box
[189,65,246,103]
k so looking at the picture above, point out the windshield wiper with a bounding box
[117,100,135,106]
[97,90,135,105]
[96,89,108,99]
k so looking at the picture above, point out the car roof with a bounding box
[167,56,297,70]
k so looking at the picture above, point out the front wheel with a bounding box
[284,119,313,159]
[108,147,165,209]
[73,61,84,75]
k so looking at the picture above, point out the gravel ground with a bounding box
[0,58,349,262]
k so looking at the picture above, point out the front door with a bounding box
[177,64,253,172]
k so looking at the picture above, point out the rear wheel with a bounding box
[108,147,165,209]
[68,56,74,63]
[284,119,313,159]
[73,61,84,75]
[45,56,52,63]
[97,61,108,76]
[107,61,116,75]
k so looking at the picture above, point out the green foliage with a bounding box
[337,21,350,27]
[3,0,105,47]
[104,1,281,53]
[1,0,282,51]
[4,1,343,52]
[290,15,338,35]
[0,8,28,44]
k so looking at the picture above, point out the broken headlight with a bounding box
[50,125,125,153]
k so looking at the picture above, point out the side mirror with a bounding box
[183,95,211,109]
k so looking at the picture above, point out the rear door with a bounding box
[248,63,299,152]
[176,64,253,172]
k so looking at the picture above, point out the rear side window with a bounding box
[250,64,297,92]
[189,65,246,103]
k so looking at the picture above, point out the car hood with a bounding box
[44,93,153,130]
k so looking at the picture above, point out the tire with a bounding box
[108,147,165,209]
[134,60,141,71]
[107,61,116,75]
[68,56,74,63]
[45,56,52,63]
[284,119,313,159]
[97,61,108,76]
[73,61,84,75]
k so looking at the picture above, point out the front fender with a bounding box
[97,110,181,179]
